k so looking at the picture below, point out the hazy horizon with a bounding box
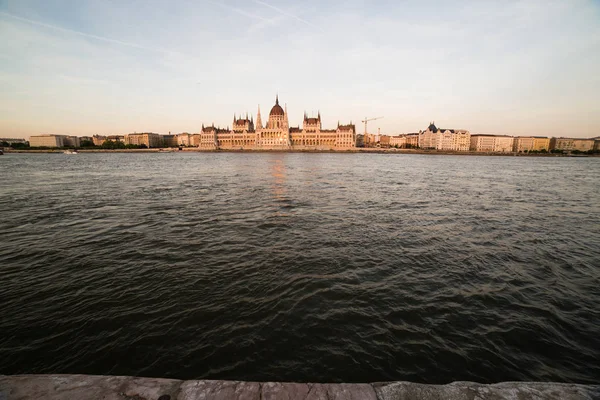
[1,0,599,140]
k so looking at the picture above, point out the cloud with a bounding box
[251,0,322,30]
[204,0,282,34]
[0,10,173,55]
[205,0,270,22]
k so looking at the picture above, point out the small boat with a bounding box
[64,149,78,154]
[0,149,4,155]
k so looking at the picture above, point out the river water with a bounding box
[1,152,599,384]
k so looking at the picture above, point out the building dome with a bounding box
[269,95,285,116]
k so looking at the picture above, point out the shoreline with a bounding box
[1,374,598,400]
[3,148,598,157]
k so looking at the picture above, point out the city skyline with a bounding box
[1,0,600,139]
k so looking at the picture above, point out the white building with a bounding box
[419,122,470,151]
[470,135,514,152]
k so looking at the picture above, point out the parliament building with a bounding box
[199,96,356,150]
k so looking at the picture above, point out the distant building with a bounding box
[390,135,406,148]
[62,136,80,147]
[79,136,93,144]
[199,96,355,150]
[379,135,391,148]
[419,122,470,151]
[355,134,365,148]
[29,135,65,148]
[550,137,595,152]
[389,134,419,148]
[513,136,550,152]
[125,133,161,148]
[0,138,28,145]
[177,133,191,147]
[470,135,514,152]
[594,137,600,151]
[92,135,107,146]
[190,134,201,147]
[405,133,419,148]
[106,135,125,143]
[162,134,178,147]
[362,133,378,147]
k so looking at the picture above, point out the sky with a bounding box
[0,0,599,139]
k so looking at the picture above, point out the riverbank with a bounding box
[3,148,598,157]
[1,375,598,399]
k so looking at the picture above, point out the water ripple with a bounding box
[0,153,599,384]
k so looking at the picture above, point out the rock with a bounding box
[0,375,182,400]
[1,375,599,400]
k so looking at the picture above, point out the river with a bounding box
[1,152,599,383]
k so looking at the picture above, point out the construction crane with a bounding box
[360,116,383,147]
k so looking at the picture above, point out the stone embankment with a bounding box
[1,375,599,400]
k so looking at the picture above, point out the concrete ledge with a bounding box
[1,375,599,400]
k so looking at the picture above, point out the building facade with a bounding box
[177,133,192,147]
[389,135,406,148]
[62,136,80,147]
[199,96,355,150]
[125,133,161,148]
[29,135,65,147]
[470,135,514,152]
[190,134,201,147]
[379,135,391,148]
[363,133,377,147]
[105,135,125,143]
[92,135,107,146]
[0,138,28,145]
[419,123,470,151]
[513,136,550,152]
[162,134,178,147]
[550,137,595,152]
[405,133,419,148]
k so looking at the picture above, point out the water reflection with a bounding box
[269,156,292,215]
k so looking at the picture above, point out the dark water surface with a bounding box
[1,152,599,384]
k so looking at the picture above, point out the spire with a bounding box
[318,110,321,120]
[276,94,279,105]
[246,111,248,120]
[256,104,262,129]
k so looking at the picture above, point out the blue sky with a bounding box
[1,0,599,139]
